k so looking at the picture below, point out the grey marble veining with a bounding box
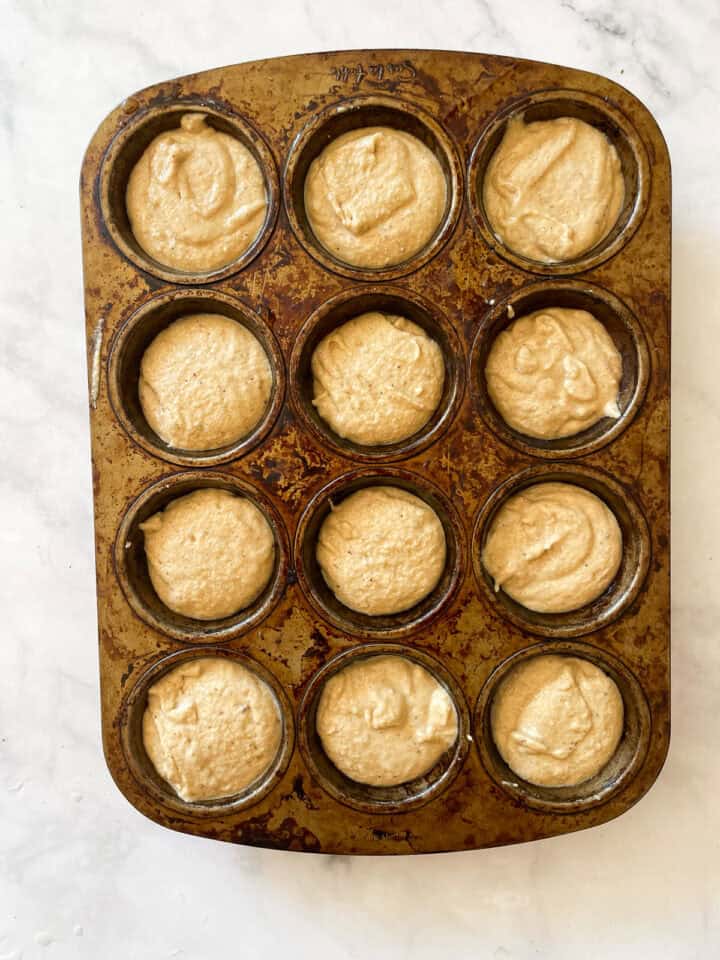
[1,0,719,957]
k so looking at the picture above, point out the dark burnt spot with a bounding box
[293,774,307,800]
[120,662,135,687]
[302,629,330,665]
[236,815,321,852]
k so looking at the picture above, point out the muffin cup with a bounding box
[289,285,465,462]
[99,99,280,283]
[472,464,651,638]
[470,279,650,458]
[468,89,651,274]
[284,94,463,281]
[295,468,466,638]
[298,642,471,813]
[120,646,295,816]
[475,640,651,812]
[114,471,290,642]
[107,289,286,467]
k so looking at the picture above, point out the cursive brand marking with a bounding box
[330,60,417,87]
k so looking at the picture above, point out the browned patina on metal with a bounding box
[80,50,670,855]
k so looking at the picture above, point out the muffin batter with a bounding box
[483,116,624,262]
[304,126,447,268]
[141,488,275,620]
[485,307,622,439]
[316,655,458,786]
[139,313,272,450]
[491,655,624,787]
[311,311,445,445]
[143,657,281,802]
[316,486,446,616]
[482,482,622,613]
[126,113,267,271]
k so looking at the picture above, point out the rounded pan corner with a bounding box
[573,724,672,842]
[589,740,672,834]
[80,88,150,187]
[571,64,672,172]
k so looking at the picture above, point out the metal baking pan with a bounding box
[81,49,670,854]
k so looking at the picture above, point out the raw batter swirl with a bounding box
[491,655,624,787]
[317,655,458,786]
[482,482,622,613]
[143,657,281,802]
[304,126,446,268]
[485,306,622,439]
[127,113,267,271]
[483,116,624,263]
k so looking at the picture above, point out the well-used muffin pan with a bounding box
[81,49,670,854]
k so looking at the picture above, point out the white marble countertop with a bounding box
[2,0,719,957]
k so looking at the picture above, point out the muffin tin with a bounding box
[81,49,670,854]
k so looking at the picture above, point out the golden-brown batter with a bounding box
[304,126,447,268]
[143,657,282,802]
[482,482,622,613]
[485,307,622,439]
[311,311,445,445]
[491,655,624,787]
[483,116,624,262]
[141,488,275,620]
[127,113,267,271]
[316,486,446,616]
[316,655,458,786]
[139,313,272,450]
